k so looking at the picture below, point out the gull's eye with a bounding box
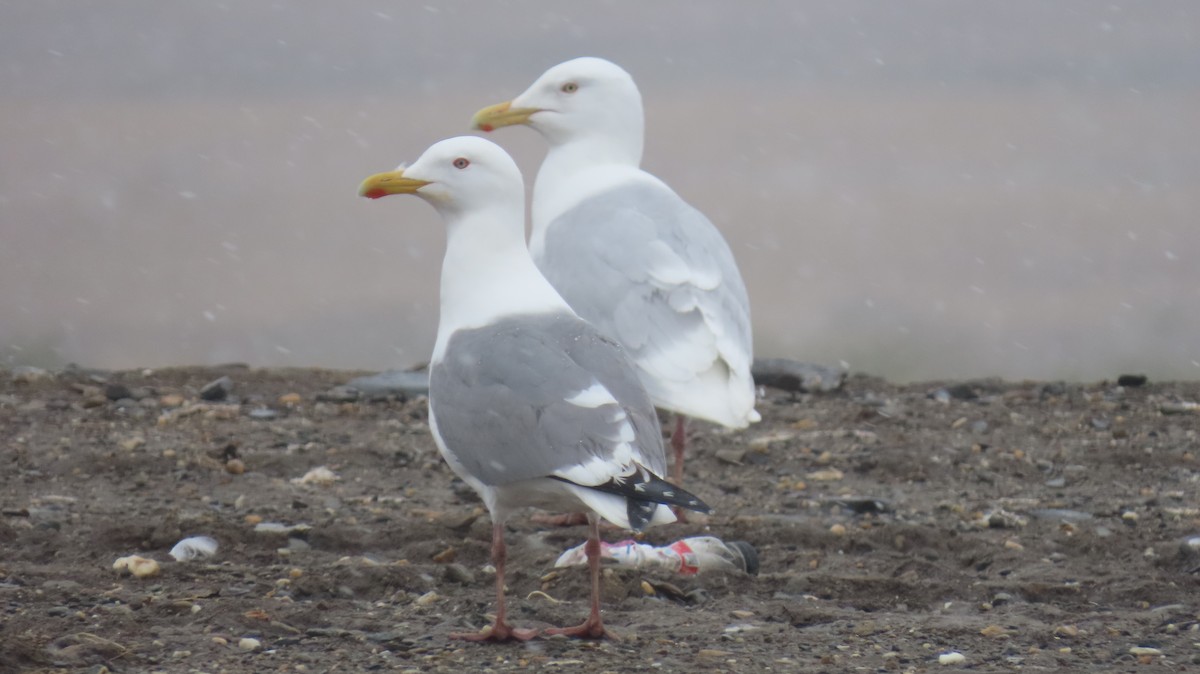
[561,82,579,93]
[453,157,470,169]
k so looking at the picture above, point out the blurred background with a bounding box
[2,1,1197,382]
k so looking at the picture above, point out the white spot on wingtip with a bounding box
[565,382,619,408]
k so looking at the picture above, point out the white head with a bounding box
[358,136,524,220]
[472,57,644,162]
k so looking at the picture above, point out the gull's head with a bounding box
[358,136,523,214]
[471,57,643,148]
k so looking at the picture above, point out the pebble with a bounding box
[829,523,847,537]
[160,393,185,408]
[118,436,146,452]
[291,466,337,486]
[1054,625,1079,637]
[806,468,844,482]
[279,392,303,405]
[254,522,312,535]
[248,407,279,420]
[238,637,262,651]
[104,383,133,401]
[199,376,233,401]
[1159,401,1199,415]
[112,555,161,578]
[11,365,52,383]
[1128,646,1161,656]
[225,458,246,475]
[315,386,359,403]
[442,563,475,585]
[715,448,746,465]
[347,369,430,397]
[750,359,846,393]
[748,431,796,449]
[414,591,439,606]
[938,651,966,665]
[980,624,1010,638]
[1029,508,1093,522]
[1179,535,1200,559]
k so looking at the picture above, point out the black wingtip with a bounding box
[558,472,711,532]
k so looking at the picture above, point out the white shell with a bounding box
[169,535,219,562]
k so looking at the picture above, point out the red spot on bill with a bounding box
[479,124,494,132]
[363,189,387,199]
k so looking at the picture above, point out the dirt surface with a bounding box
[1,365,1198,673]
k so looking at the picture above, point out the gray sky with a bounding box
[2,1,1198,381]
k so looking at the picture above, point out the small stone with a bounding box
[238,637,261,651]
[347,369,429,397]
[715,448,747,465]
[938,651,966,665]
[980,624,1010,638]
[698,649,733,658]
[748,431,796,449]
[1116,374,1147,387]
[730,609,754,619]
[1054,625,1079,637]
[1128,646,1161,657]
[118,436,146,452]
[431,546,457,563]
[160,394,185,408]
[315,386,359,403]
[11,365,52,383]
[1121,510,1139,522]
[1045,477,1066,488]
[414,591,439,606]
[104,383,133,401]
[829,523,847,537]
[279,392,303,405]
[225,458,246,475]
[852,620,877,636]
[641,580,656,596]
[291,466,337,486]
[200,376,233,401]
[806,468,844,482]
[248,407,279,420]
[113,555,161,578]
[1003,539,1024,551]
[212,637,228,646]
[443,563,475,585]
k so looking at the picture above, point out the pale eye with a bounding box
[453,157,470,169]
[561,82,578,93]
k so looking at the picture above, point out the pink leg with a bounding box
[670,414,688,485]
[670,415,689,522]
[452,522,538,642]
[544,515,615,640]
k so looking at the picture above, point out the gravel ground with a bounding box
[1,365,1198,673]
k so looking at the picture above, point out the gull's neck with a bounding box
[530,135,646,255]
[432,203,571,362]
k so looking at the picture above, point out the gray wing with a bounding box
[429,311,665,487]
[535,180,755,421]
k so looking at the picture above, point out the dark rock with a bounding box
[104,384,133,401]
[1116,374,1147,387]
[443,563,475,585]
[751,359,846,394]
[199,376,233,401]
